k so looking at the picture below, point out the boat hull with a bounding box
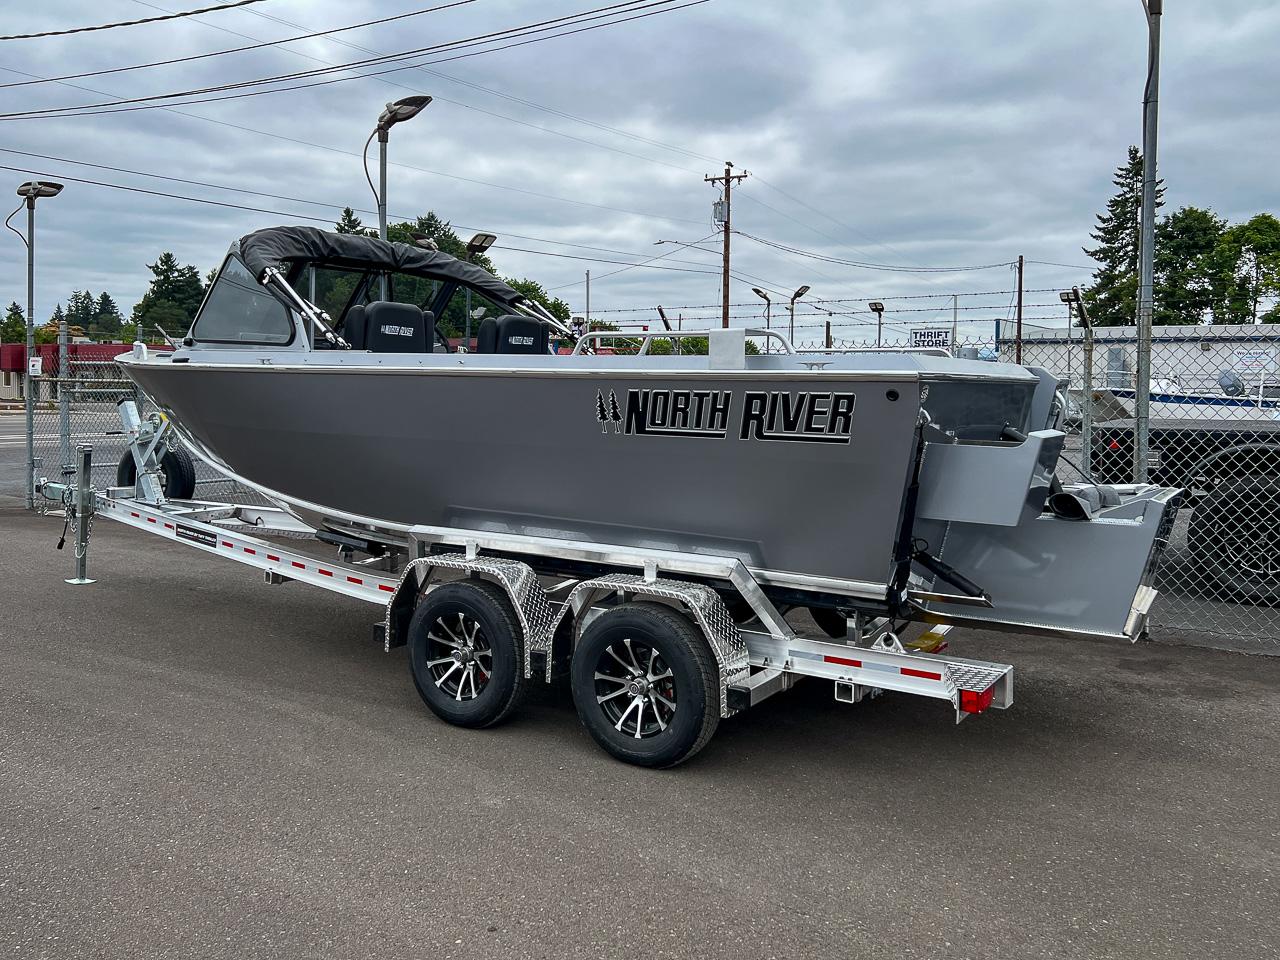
[123,360,928,595]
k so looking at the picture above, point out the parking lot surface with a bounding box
[2,507,1277,959]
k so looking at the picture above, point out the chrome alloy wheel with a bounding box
[593,637,677,739]
[424,612,493,702]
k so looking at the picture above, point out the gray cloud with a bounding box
[1,0,1276,341]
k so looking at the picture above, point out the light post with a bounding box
[365,95,431,298]
[1134,0,1162,483]
[464,232,496,351]
[868,301,885,347]
[11,180,63,508]
[751,287,771,352]
[788,285,810,345]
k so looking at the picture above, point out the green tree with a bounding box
[0,301,23,343]
[92,292,124,335]
[1153,206,1226,325]
[335,207,373,236]
[1083,145,1164,326]
[504,277,571,324]
[1208,214,1280,324]
[131,252,206,334]
[119,322,139,343]
[65,290,96,334]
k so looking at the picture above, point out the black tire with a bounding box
[115,446,197,499]
[570,602,719,768]
[408,580,527,729]
[1187,474,1280,603]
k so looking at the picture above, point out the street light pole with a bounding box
[365,96,431,297]
[12,180,63,509]
[1134,0,1162,484]
[751,288,771,352]
[869,301,886,347]
[788,285,810,345]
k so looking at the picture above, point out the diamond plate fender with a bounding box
[383,556,558,677]
[558,574,751,718]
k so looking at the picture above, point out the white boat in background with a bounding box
[1107,373,1280,422]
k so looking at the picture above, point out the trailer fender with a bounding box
[1187,442,1280,485]
[556,574,750,717]
[383,556,558,678]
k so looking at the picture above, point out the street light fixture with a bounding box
[868,301,885,347]
[462,232,497,349]
[365,95,433,242]
[788,285,810,344]
[11,180,64,508]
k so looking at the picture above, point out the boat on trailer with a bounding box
[96,225,1182,765]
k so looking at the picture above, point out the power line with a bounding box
[0,1,479,88]
[0,0,265,41]
[1,68,706,228]
[736,231,1015,274]
[0,157,747,283]
[0,0,702,120]
[215,0,723,167]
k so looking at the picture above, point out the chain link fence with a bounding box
[26,345,265,510]
[799,323,1280,652]
[23,330,1280,651]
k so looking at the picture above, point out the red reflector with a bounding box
[900,667,942,681]
[1108,439,1121,450]
[960,686,996,714]
[823,655,862,668]
[220,540,233,548]
[347,576,363,585]
[378,584,395,593]
[318,568,333,577]
[291,561,305,569]
[266,554,280,562]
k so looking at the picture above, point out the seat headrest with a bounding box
[475,314,549,355]
[342,303,367,349]
[364,301,428,353]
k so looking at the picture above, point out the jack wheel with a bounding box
[115,446,196,499]
[570,602,719,768]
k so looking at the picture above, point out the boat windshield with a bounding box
[191,256,294,345]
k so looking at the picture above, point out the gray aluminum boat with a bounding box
[119,226,1180,642]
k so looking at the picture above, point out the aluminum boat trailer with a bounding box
[33,401,1016,767]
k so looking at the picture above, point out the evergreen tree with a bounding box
[1,301,24,343]
[1083,146,1164,326]
[131,252,206,333]
[65,290,96,332]
[92,292,124,335]
[335,207,373,236]
[1153,206,1226,325]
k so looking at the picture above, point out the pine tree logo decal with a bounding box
[596,390,623,434]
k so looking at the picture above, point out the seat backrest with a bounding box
[364,301,428,353]
[342,304,367,349]
[475,314,549,355]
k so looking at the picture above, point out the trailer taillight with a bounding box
[1108,439,1122,450]
[959,686,996,714]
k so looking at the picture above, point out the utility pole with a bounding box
[705,162,748,328]
[1015,255,1025,364]
[1134,0,1163,484]
[585,270,591,331]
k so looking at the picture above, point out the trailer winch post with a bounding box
[65,443,96,585]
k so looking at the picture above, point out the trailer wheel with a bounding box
[570,602,719,768]
[408,580,527,729]
[1187,474,1280,603]
[114,446,196,499]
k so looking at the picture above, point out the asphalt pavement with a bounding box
[2,507,1277,960]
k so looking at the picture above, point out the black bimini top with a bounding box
[237,225,524,309]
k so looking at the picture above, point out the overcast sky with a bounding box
[2,0,1278,343]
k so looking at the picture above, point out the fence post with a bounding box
[1081,324,1094,480]
[58,318,71,471]
[825,320,832,349]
